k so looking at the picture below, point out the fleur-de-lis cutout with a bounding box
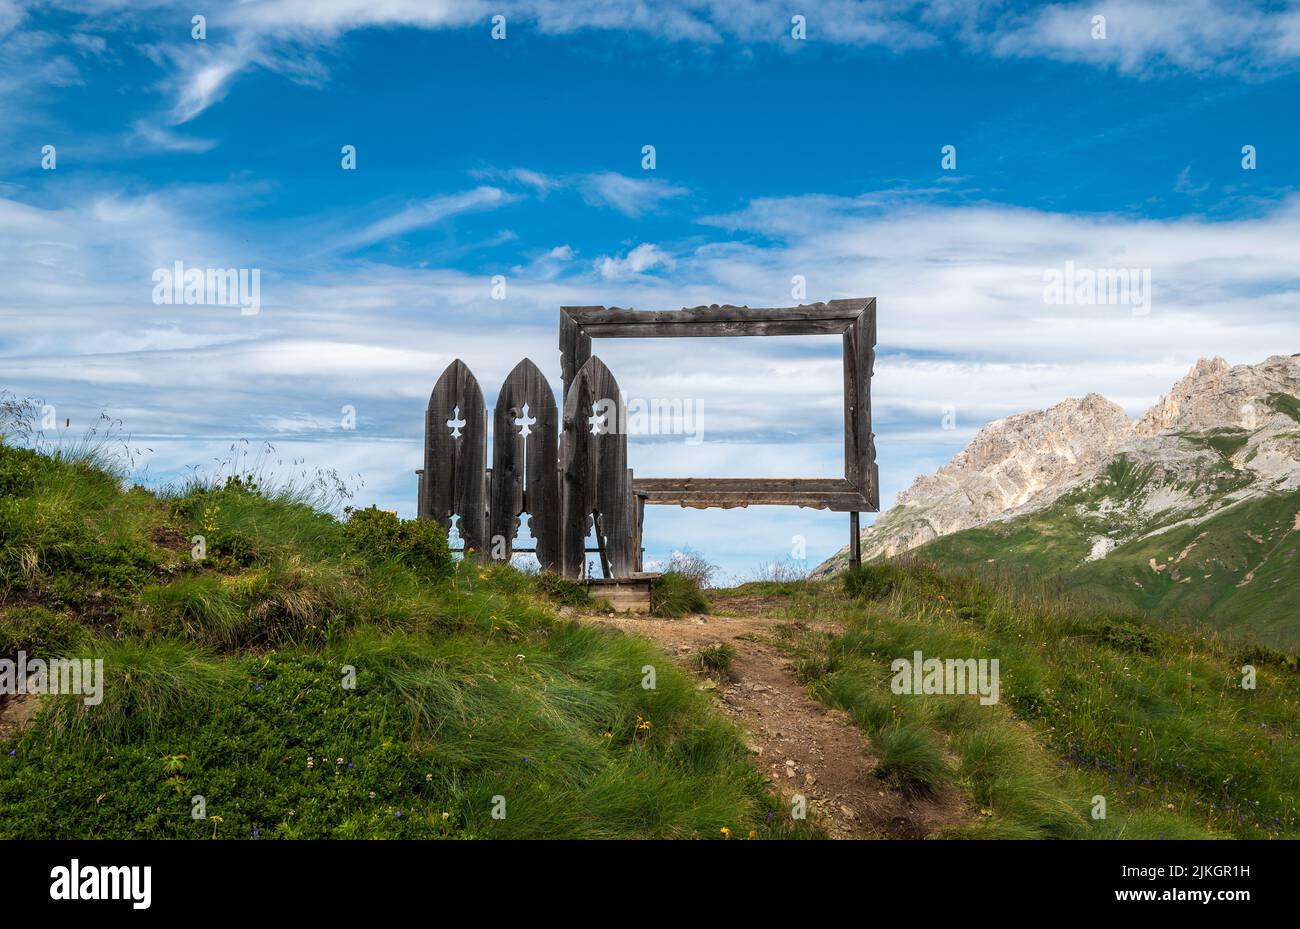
[446,405,466,439]
[514,402,536,437]
[588,404,607,435]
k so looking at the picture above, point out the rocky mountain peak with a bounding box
[833,391,1135,566]
[903,392,1132,509]
[1135,354,1300,436]
[814,353,1300,576]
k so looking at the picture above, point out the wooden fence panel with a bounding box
[490,358,560,571]
[425,359,488,557]
[560,356,634,578]
[559,362,596,578]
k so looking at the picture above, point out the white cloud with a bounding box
[129,119,218,153]
[579,172,689,218]
[0,27,81,132]
[476,167,688,218]
[169,49,252,124]
[336,187,514,251]
[505,168,561,197]
[595,243,676,280]
[4,177,1300,573]
[985,0,1297,77]
[68,32,106,56]
[0,0,24,38]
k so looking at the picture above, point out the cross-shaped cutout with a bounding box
[446,405,466,439]
[588,405,607,435]
[514,403,536,437]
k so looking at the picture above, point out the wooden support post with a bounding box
[849,511,861,571]
[635,492,646,573]
[593,512,612,579]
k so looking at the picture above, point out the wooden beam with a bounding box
[558,298,880,517]
[849,511,861,571]
[632,477,871,511]
[564,299,870,327]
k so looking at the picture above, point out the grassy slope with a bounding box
[918,450,1300,648]
[0,442,800,839]
[716,566,1300,839]
[6,439,1296,840]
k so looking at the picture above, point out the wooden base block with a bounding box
[586,573,661,614]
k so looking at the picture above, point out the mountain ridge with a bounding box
[816,354,1300,644]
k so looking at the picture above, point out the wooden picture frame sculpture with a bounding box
[420,298,878,581]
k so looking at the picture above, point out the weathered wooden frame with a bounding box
[559,298,879,512]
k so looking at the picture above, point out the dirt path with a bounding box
[579,607,970,838]
[0,693,40,740]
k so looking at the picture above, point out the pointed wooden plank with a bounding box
[490,358,560,571]
[561,356,634,577]
[425,359,488,556]
[587,358,631,575]
[559,362,596,578]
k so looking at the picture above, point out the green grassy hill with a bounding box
[917,451,1300,649]
[718,564,1300,839]
[0,439,797,839]
[3,432,1297,840]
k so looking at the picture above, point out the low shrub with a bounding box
[0,444,44,496]
[0,605,84,659]
[344,507,451,576]
[1097,617,1155,655]
[533,572,591,607]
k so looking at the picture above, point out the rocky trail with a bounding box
[577,602,970,839]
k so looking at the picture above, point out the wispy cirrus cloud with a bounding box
[475,167,689,218]
[334,186,515,252]
[0,0,24,37]
[12,0,1300,142]
[982,0,1300,77]
[579,172,689,218]
[128,119,218,153]
[0,24,82,129]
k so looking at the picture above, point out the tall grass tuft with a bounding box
[843,562,907,600]
[33,638,236,746]
[872,724,951,796]
[651,571,709,617]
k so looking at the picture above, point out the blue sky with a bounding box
[3,0,1300,582]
